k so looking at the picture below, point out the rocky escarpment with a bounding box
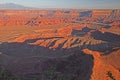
[91,10,120,23]
[83,49,120,80]
[0,30,120,80]
[0,10,120,26]
[0,9,120,80]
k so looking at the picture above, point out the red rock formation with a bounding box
[0,9,120,80]
[110,21,120,27]
[92,10,112,18]
[12,34,40,42]
[57,27,72,37]
[83,49,120,80]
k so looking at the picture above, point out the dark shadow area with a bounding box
[104,25,111,29]
[0,41,68,58]
[64,11,70,14]
[72,27,92,37]
[18,51,93,80]
[85,41,120,57]
[87,42,120,52]
[103,47,120,55]
[79,11,92,17]
[0,40,94,80]
[91,30,120,42]
[24,38,43,43]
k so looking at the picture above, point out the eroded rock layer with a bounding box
[0,9,120,80]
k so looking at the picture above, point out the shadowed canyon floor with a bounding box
[0,10,120,80]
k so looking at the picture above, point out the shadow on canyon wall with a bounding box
[72,27,92,37]
[0,40,94,80]
[0,29,120,79]
[90,30,120,42]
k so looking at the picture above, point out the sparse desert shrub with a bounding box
[0,66,19,80]
[42,66,77,80]
[43,66,57,80]
[0,69,11,80]
[107,71,116,80]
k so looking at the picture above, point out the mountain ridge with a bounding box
[0,3,37,10]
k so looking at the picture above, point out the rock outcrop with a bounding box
[0,9,120,80]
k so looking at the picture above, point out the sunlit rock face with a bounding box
[92,10,112,18]
[0,9,120,80]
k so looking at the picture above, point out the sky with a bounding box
[0,0,120,9]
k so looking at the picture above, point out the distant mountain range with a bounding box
[0,3,37,10]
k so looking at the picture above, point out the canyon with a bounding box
[0,9,120,80]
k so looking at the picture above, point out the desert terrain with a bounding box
[0,9,120,80]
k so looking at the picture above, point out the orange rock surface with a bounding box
[92,10,112,18]
[0,9,120,80]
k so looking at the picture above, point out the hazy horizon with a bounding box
[0,0,120,9]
